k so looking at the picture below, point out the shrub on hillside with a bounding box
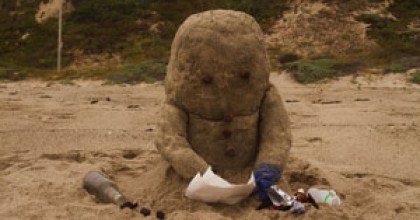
[105,61,166,84]
[356,13,392,28]
[384,63,410,73]
[357,0,420,60]
[278,53,300,64]
[0,67,26,81]
[1,0,290,71]
[411,70,420,84]
[285,59,359,84]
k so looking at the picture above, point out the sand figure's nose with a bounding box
[202,75,213,84]
[225,144,236,158]
[222,130,232,139]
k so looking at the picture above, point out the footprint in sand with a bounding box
[40,151,86,163]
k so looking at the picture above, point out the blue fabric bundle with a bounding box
[254,163,282,200]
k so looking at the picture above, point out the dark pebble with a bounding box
[156,210,165,219]
[140,207,151,216]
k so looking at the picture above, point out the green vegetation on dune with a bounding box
[282,0,420,84]
[105,60,166,84]
[384,63,410,73]
[284,58,361,84]
[0,1,57,69]
[0,0,418,84]
[0,0,290,81]
[411,70,420,84]
[357,0,420,61]
[66,0,153,55]
[0,66,26,81]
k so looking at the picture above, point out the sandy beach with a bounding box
[0,72,419,219]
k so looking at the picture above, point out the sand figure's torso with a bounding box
[188,112,259,170]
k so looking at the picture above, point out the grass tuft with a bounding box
[356,0,420,61]
[384,63,410,73]
[411,70,420,84]
[285,58,360,84]
[105,61,166,84]
[0,67,27,81]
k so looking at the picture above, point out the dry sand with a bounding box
[0,73,419,219]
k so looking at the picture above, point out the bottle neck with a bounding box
[103,187,127,206]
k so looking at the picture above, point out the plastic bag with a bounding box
[185,167,256,205]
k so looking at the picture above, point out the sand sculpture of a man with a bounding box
[155,10,291,200]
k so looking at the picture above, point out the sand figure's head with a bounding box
[165,10,270,120]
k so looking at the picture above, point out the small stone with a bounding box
[285,99,300,103]
[156,210,165,220]
[140,208,151,217]
[90,100,98,104]
[9,91,18,95]
[106,97,111,101]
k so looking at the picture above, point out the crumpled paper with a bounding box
[185,167,256,205]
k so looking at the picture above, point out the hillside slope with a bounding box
[0,0,419,80]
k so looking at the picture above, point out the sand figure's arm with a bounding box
[256,85,292,171]
[155,103,208,179]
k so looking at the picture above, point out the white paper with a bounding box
[185,167,256,205]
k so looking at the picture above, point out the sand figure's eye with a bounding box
[202,75,213,84]
[239,71,250,80]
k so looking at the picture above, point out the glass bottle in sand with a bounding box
[83,171,127,206]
